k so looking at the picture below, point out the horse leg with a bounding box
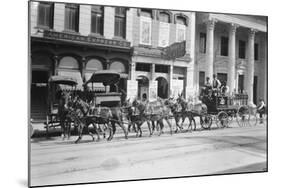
[158,120,164,136]
[75,122,84,144]
[107,122,113,141]
[138,123,142,137]
[118,121,128,139]
[146,121,152,136]
[193,116,196,131]
[165,117,173,135]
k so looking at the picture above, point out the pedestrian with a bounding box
[212,74,221,90]
[257,98,266,124]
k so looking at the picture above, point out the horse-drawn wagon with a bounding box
[200,89,257,129]
[45,75,79,137]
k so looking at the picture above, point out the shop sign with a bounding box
[126,80,138,101]
[43,30,131,48]
[149,81,158,101]
[162,40,186,60]
[171,79,184,97]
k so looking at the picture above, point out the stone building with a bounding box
[29,1,267,122]
[194,13,267,105]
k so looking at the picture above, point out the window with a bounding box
[159,12,170,23]
[37,2,54,28]
[158,12,170,47]
[91,6,103,35]
[65,4,79,32]
[238,75,244,93]
[136,63,150,72]
[199,33,206,53]
[114,7,126,38]
[217,73,227,85]
[254,43,259,60]
[238,40,246,59]
[176,16,187,42]
[199,71,205,87]
[140,9,152,45]
[220,36,229,56]
[155,65,169,73]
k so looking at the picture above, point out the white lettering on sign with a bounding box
[126,80,138,102]
[140,17,152,45]
[172,79,184,97]
[149,81,158,101]
[158,22,170,47]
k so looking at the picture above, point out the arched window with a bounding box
[159,12,170,23]
[139,9,153,45]
[86,59,103,71]
[175,14,188,26]
[110,61,126,73]
[58,56,83,90]
[175,15,188,42]
[158,11,171,47]
[140,9,153,18]
[59,56,79,69]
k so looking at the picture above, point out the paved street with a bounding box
[30,122,267,187]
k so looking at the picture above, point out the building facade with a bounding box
[29,1,267,121]
[194,13,267,105]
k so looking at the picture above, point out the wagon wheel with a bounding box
[200,114,212,129]
[216,111,229,128]
[236,105,250,127]
[248,114,258,126]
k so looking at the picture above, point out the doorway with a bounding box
[31,70,49,121]
[156,77,168,99]
[137,76,149,101]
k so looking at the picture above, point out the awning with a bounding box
[85,72,105,91]
[57,71,83,90]
[85,70,121,85]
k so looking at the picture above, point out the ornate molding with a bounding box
[229,23,239,34]
[206,19,217,31]
[248,28,257,39]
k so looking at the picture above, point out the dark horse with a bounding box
[163,97,184,133]
[58,91,73,139]
[73,97,128,143]
[176,95,208,131]
[131,98,173,136]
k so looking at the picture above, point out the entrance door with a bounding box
[253,76,258,105]
[31,71,49,121]
[137,76,149,101]
[156,77,168,99]
[238,75,244,93]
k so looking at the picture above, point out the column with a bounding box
[53,55,59,75]
[151,63,155,80]
[130,61,136,80]
[81,57,86,82]
[169,65,173,97]
[228,24,238,93]
[206,19,216,81]
[246,29,256,105]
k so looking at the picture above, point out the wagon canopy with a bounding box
[85,70,121,86]
[48,75,79,91]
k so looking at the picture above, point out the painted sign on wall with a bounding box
[126,80,138,101]
[149,81,158,101]
[171,79,184,97]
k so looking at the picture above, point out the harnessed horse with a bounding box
[73,96,128,143]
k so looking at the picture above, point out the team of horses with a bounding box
[58,91,209,143]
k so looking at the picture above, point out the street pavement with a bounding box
[30,121,267,187]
